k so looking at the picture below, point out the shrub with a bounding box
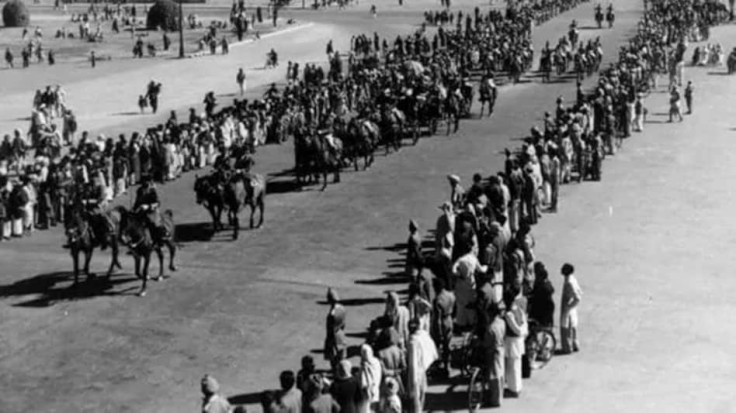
[146,0,180,31]
[2,0,30,28]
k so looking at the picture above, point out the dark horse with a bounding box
[294,127,342,190]
[195,173,226,232]
[64,207,123,284]
[223,171,266,240]
[116,206,177,297]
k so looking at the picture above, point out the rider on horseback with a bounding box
[133,174,167,242]
[79,179,113,249]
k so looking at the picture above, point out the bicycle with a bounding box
[525,319,556,368]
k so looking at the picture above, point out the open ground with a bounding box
[2,0,736,412]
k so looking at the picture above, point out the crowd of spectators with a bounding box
[191,1,731,413]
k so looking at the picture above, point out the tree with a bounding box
[2,0,30,27]
[146,0,180,31]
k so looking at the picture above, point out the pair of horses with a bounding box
[194,170,266,240]
[64,206,177,297]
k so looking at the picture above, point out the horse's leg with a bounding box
[111,239,122,270]
[249,203,255,229]
[84,248,94,280]
[134,255,141,279]
[138,254,148,297]
[258,197,265,228]
[232,210,240,240]
[334,165,340,183]
[155,247,164,280]
[168,241,177,271]
[72,248,79,284]
[321,170,329,191]
[142,251,151,281]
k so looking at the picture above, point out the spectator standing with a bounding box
[405,219,423,280]
[483,299,506,407]
[431,278,455,376]
[277,371,302,413]
[384,291,409,349]
[358,344,382,413]
[503,284,528,397]
[330,360,361,413]
[201,374,232,413]
[560,263,582,354]
[237,68,246,95]
[324,288,347,371]
[406,319,437,413]
[304,374,339,413]
[0,179,10,240]
[684,81,694,114]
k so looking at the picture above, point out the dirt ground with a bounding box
[2,0,736,412]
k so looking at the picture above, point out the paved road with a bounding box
[3,0,736,412]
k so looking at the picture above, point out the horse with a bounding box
[116,206,177,297]
[342,117,377,171]
[444,91,462,135]
[64,207,122,284]
[539,51,552,83]
[194,173,226,232]
[377,107,404,154]
[223,172,266,240]
[479,78,498,117]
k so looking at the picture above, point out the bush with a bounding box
[2,0,30,28]
[146,0,180,31]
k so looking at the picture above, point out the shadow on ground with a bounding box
[0,271,140,307]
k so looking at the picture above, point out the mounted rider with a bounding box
[78,176,113,249]
[133,174,167,241]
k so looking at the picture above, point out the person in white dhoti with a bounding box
[503,284,528,397]
[406,320,437,413]
[560,263,582,354]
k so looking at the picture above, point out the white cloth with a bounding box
[360,345,383,403]
[452,253,485,327]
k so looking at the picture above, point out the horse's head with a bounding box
[116,207,148,250]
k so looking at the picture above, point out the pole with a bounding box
[178,0,185,58]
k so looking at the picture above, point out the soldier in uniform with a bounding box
[133,174,164,240]
[79,179,112,248]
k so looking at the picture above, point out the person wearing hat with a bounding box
[447,174,465,211]
[560,263,582,354]
[330,360,361,413]
[133,173,164,237]
[324,288,347,372]
[201,374,232,413]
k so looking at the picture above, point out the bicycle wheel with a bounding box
[459,332,475,377]
[467,367,486,413]
[535,330,557,362]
